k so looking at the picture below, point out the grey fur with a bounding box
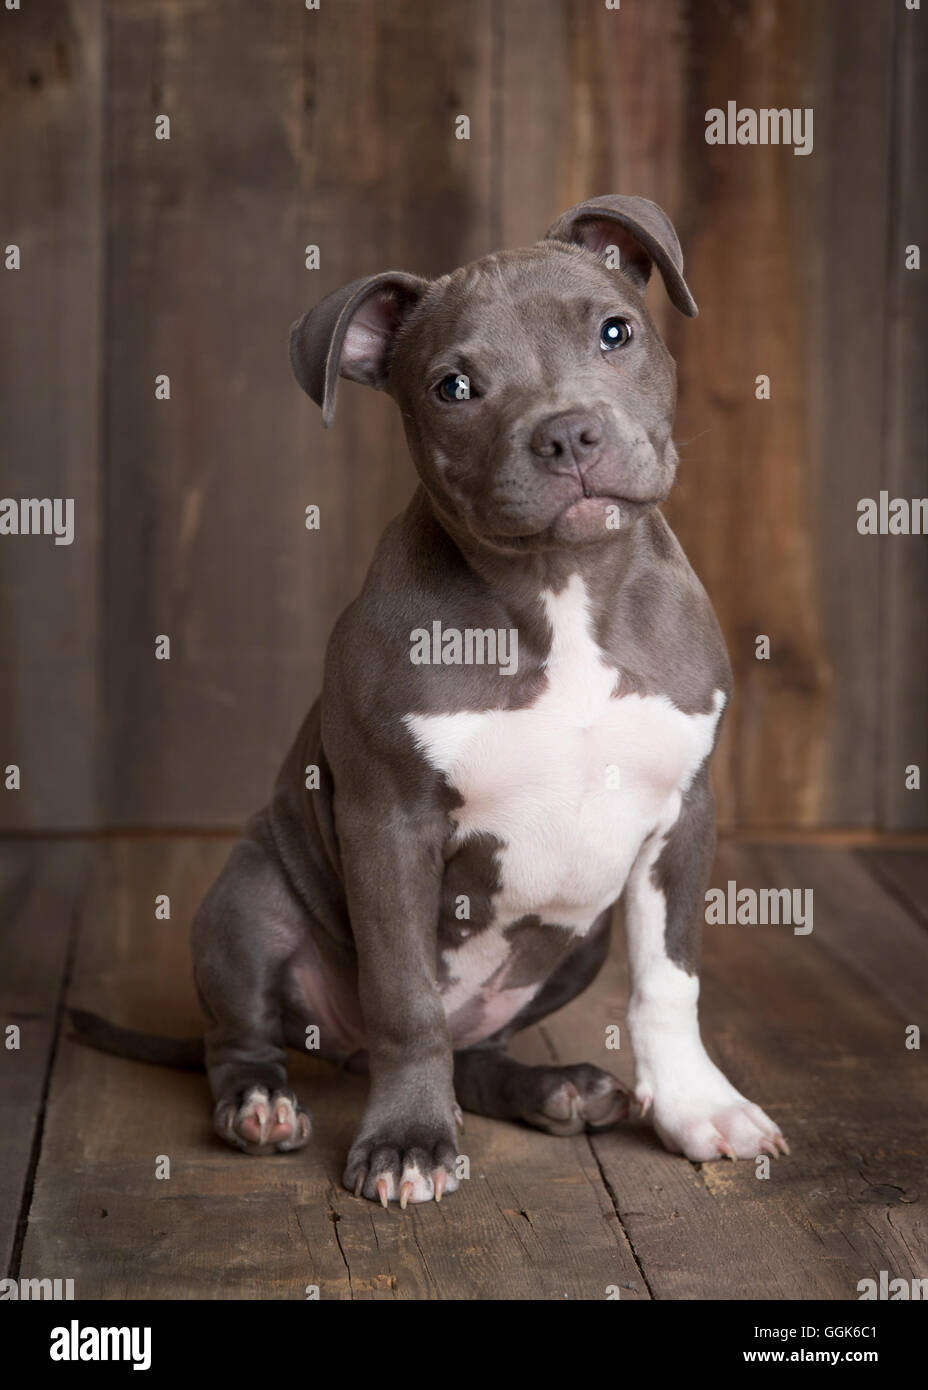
[73,195,731,1203]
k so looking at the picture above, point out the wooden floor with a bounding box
[1,837,926,1300]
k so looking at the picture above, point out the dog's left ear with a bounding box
[543,195,697,317]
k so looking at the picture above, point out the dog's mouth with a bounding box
[484,491,664,546]
[555,494,620,522]
[563,491,619,510]
[549,493,658,542]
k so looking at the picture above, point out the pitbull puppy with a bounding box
[79,195,787,1205]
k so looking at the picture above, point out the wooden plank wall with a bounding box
[0,0,103,828]
[881,9,928,829]
[0,0,924,834]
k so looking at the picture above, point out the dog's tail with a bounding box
[69,1008,206,1072]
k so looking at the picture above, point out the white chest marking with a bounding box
[405,574,724,1043]
[407,574,725,930]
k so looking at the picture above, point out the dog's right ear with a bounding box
[289,271,429,428]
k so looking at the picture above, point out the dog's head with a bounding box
[290,195,697,551]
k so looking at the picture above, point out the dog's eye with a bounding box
[600,317,633,351]
[437,373,471,402]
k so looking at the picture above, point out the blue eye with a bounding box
[600,317,632,350]
[437,373,471,402]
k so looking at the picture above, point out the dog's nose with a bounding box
[530,411,604,468]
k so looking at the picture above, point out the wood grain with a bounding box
[859,849,928,932]
[0,0,103,829]
[670,0,849,831]
[880,4,928,830]
[103,0,324,827]
[0,841,87,1274]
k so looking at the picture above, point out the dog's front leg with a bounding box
[624,772,788,1161]
[338,804,459,1206]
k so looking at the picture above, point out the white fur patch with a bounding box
[405,573,725,1041]
[624,815,785,1161]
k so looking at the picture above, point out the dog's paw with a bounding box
[638,1069,787,1162]
[215,1086,311,1155]
[520,1063,630,1136]
[344,1122,459,1207]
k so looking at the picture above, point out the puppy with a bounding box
[75,195,786,1206]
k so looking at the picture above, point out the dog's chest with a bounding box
[406,575,724,933]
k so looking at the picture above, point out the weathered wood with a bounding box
[496,0,567,251]
[0,841,87,1275]
[881,4,928,829]
[859,849,928,931]
[747,843,928,1023]
[796,0,896,828]
[0,0,103,829]
[103,0,317,827]
[670,0,892,830]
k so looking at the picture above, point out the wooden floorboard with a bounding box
[0,842,87,1275]
[9,837,928,1298]
[858,849,928,932]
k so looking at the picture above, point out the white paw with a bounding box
[374,1162,460,1207]
[345,1124,461,1206]
[637,1066,788,1162]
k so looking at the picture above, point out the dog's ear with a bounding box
[543,195,697,317]
[289,271,429,427]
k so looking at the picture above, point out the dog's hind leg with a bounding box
[452,909,629,1135]
[192,823,313,1156]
